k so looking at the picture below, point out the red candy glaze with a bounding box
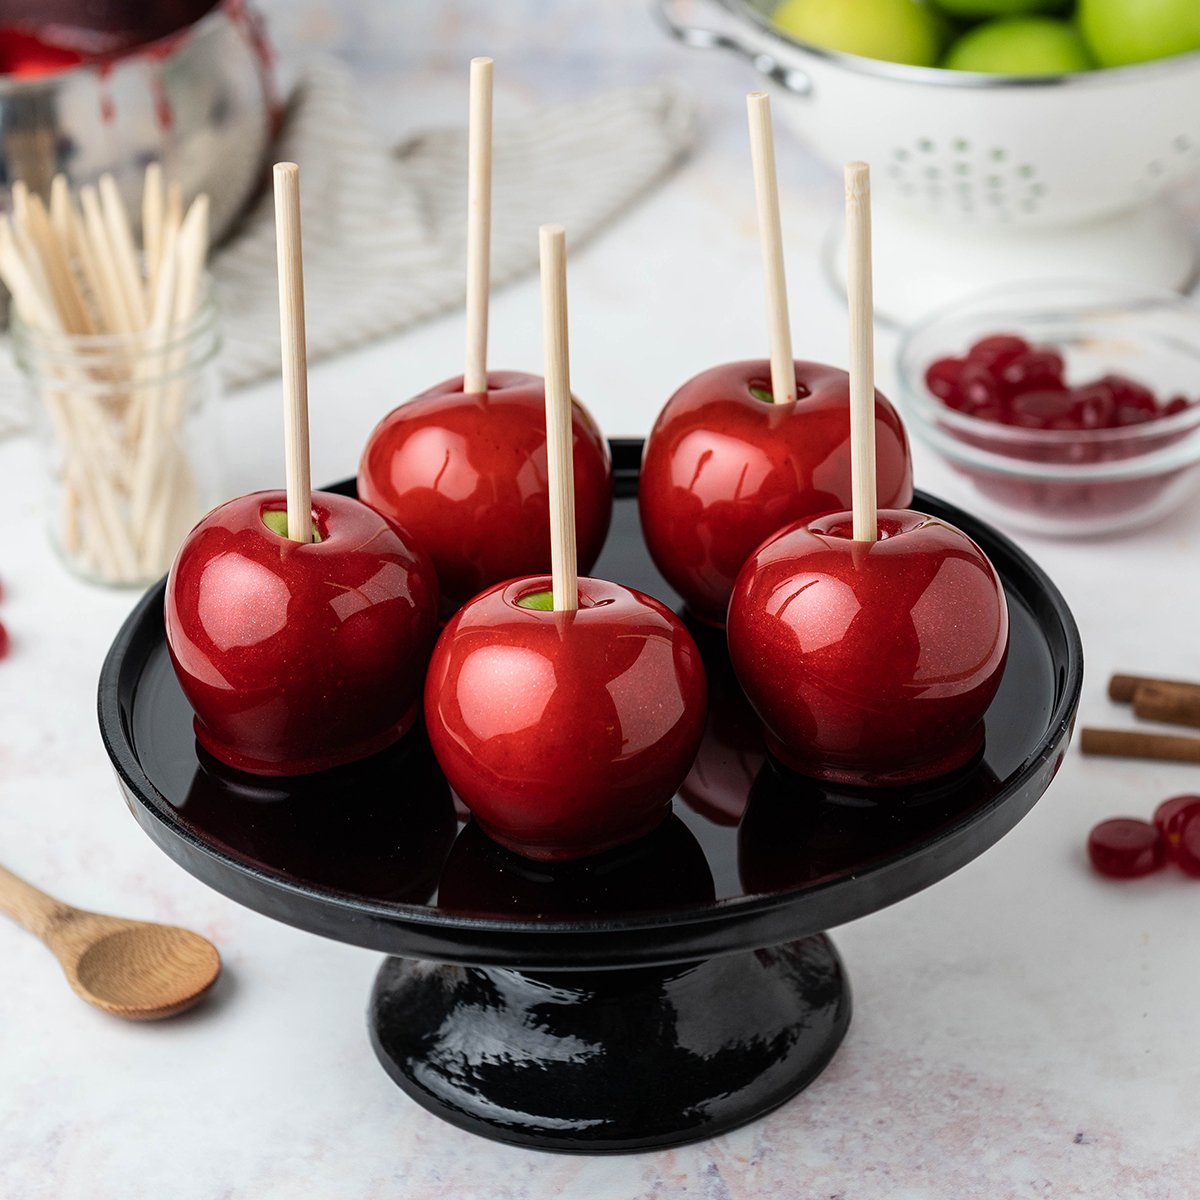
[165,490,439,777]
[727,509,1009,787]
[359,371,612,610]
[638,360,913,626]
[1087,818,1166,879]
[424,576,707,861]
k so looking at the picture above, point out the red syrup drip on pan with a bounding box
[0,25,84,76]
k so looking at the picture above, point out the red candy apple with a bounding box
[638,359,913,626]
[358,371,613,610]
[165,489,439,777]
[423,575,707,861]
[727,509,1009,787]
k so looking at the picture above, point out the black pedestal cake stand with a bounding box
[97,441,1082,1154]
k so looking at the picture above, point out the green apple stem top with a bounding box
[272,161,313,544]
[464,56,493,395]
[845,160,877,544]
[747,92,794,405]
[538,223,578,612]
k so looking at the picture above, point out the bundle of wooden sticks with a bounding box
[0,166,211,584]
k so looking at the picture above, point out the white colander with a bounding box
[660,0,1200,318]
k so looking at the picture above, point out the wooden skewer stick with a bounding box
[99,174,148,328]
[746,92,794,405]
[143,162,165,305]
[273,163,313,544]
[845,161,877,544]
[1080,728,1200,764]
[79,184,134,333]
[539,224,577,613]
[463,56,493,395]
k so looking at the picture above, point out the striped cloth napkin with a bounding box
[0,57,696,431]
[215,57,697,388]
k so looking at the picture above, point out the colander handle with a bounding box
[655,0,814,97]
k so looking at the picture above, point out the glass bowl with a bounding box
[895,280,1200,538]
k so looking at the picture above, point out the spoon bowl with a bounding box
[0,864,221,1020]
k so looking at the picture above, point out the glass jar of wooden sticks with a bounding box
[3,170,221,586]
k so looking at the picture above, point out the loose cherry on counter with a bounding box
[639,95,912,628]
[423,227,707,862]
[165,164,440,777]
[1177,810,1200,878]
[726,163,1008,788]
[1152,794,1200,854]
[1087,819,1166,879]
[358,60,612,612]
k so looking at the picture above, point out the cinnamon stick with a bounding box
[1132,682,1200,731]
[1080,728,1200,764]
[1108,673,1200,704]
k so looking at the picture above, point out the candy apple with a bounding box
[424,575,707,861]
[727,509,1009,787]
[638,359,913,627]
[1078,0,1200,67]
[358,371,613,611]
[942,17,1094,73]
[165,489,439,777]
[771,0,946,66]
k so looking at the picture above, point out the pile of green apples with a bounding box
[770,0,1200,74]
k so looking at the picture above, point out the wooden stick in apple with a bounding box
[845,161,877,544]
[464,56,494,395]
[272,161,313,545]
[746,92,794,405]
[538,223,578,613]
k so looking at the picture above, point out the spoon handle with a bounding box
[0,863,76,942]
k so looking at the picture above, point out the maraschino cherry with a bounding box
[1087,819,1165,879]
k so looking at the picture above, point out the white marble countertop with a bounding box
[3,3,1200,1197]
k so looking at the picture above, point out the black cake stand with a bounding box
[97,441,1082,1154]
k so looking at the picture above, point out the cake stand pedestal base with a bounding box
[369,934,851,1154]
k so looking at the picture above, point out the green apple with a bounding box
[1078,0,1200,67]
[942,17,1094,73]
[934,0,1066,16]
[771,0,945,67]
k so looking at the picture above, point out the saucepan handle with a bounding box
[654,0,814,97]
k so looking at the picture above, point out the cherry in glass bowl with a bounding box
[896,280,1200,538]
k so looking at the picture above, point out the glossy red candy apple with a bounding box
[727,509,1009,787]
[358,371,613,610]
[638,359,913,626]
[423,575,708,861]
[165,489,439,777]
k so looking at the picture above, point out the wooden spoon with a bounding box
[0,863,221,1020]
